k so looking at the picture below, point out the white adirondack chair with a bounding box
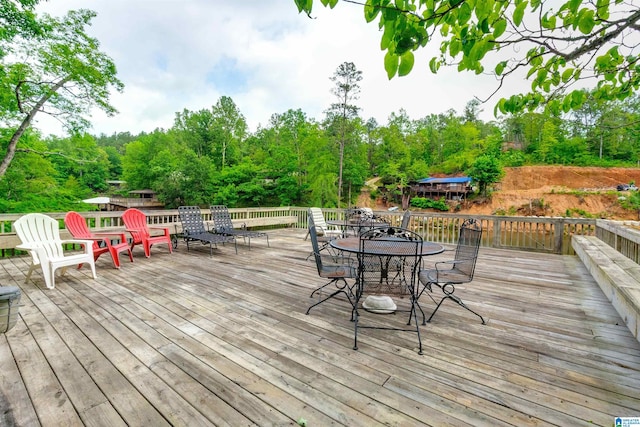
[14,213,97,289]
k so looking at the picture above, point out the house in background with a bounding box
[109,190,164,210]
[411,176,472,201]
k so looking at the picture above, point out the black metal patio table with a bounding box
[329,236,444,258]
[330,234,444,354]
[326,219,389,237]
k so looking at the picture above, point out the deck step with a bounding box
[572,235,640,342]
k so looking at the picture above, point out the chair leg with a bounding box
[88,262,97,280]
[24,263,36,284]
[424,282,486,324]
[306,278,354,315]
[108,246,121,269]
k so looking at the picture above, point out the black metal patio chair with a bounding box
[209,205,269,249]
[305,223,357,315]
[178,206,236,256]
[416,218,485,324]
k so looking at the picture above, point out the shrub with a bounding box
[410,197,449,211]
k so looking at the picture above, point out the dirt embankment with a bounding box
[364,166,640,220]
[463,166,640,220]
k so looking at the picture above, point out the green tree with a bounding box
[467,154,504,196]
[294,0,640,116]
[0,0,42,54]
[173,108,216,158]
[211,96,247,170]
[325,61,362,207]
[0,8,123,177]
[122,130,179,191]
[47,133,110,192]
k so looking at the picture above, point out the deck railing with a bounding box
[0,207,602,256]
[289,208,596,255]
[595,218,640,264]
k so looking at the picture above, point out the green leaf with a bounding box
[495,61,506,75]
[480,18,490,33]
[398,51,414,76]
[384,50,398,79]
[578,9,595,34]
[293,0,307,13]
[513,1,528,26]
[596,0,609,19]
[458,2,472,23]
[568,0,581,13]
[541,12,557,29]
[380,22,394,49]
[493,18,507,38]
[429,57,440,73]
[449,39,462,56]
[561,68,573,82]
[364,1,381,22]
[495,98,506,115]
[475,0,495,20]
[320,0,338,7]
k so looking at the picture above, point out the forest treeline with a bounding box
[2,91,640,214]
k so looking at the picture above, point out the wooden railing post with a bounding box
[492,217,501,249]
[553,218,564,254]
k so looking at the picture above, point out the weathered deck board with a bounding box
[0,229,639,426]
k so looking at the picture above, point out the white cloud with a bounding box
[34,0,526,137]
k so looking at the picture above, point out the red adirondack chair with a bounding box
[121,208,173,258]
[64,211,133,269]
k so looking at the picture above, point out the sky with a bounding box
[34,0,528,137]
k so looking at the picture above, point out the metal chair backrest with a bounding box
[453,218,482,280]
[307,218,326,276]
[210,205,235,233]
[358,226,422,296]
[346,207,373,222]
[178,206,208,235]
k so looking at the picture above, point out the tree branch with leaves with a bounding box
[0,8,123,177]
[294,0,640,117]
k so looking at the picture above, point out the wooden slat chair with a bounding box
[64,211,133,269]
[417,218,485,324]
[13,213,97,289]
[178,206,236,256]
[209,205,269,249]
[122,208,173,258]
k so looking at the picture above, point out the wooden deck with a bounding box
[0,229,639,426]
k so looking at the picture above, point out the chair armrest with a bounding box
[434,257,474,272]
[61,238,97,248]
[148,226,170,237]
[16,243,36,251]
[92,232,128,242]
